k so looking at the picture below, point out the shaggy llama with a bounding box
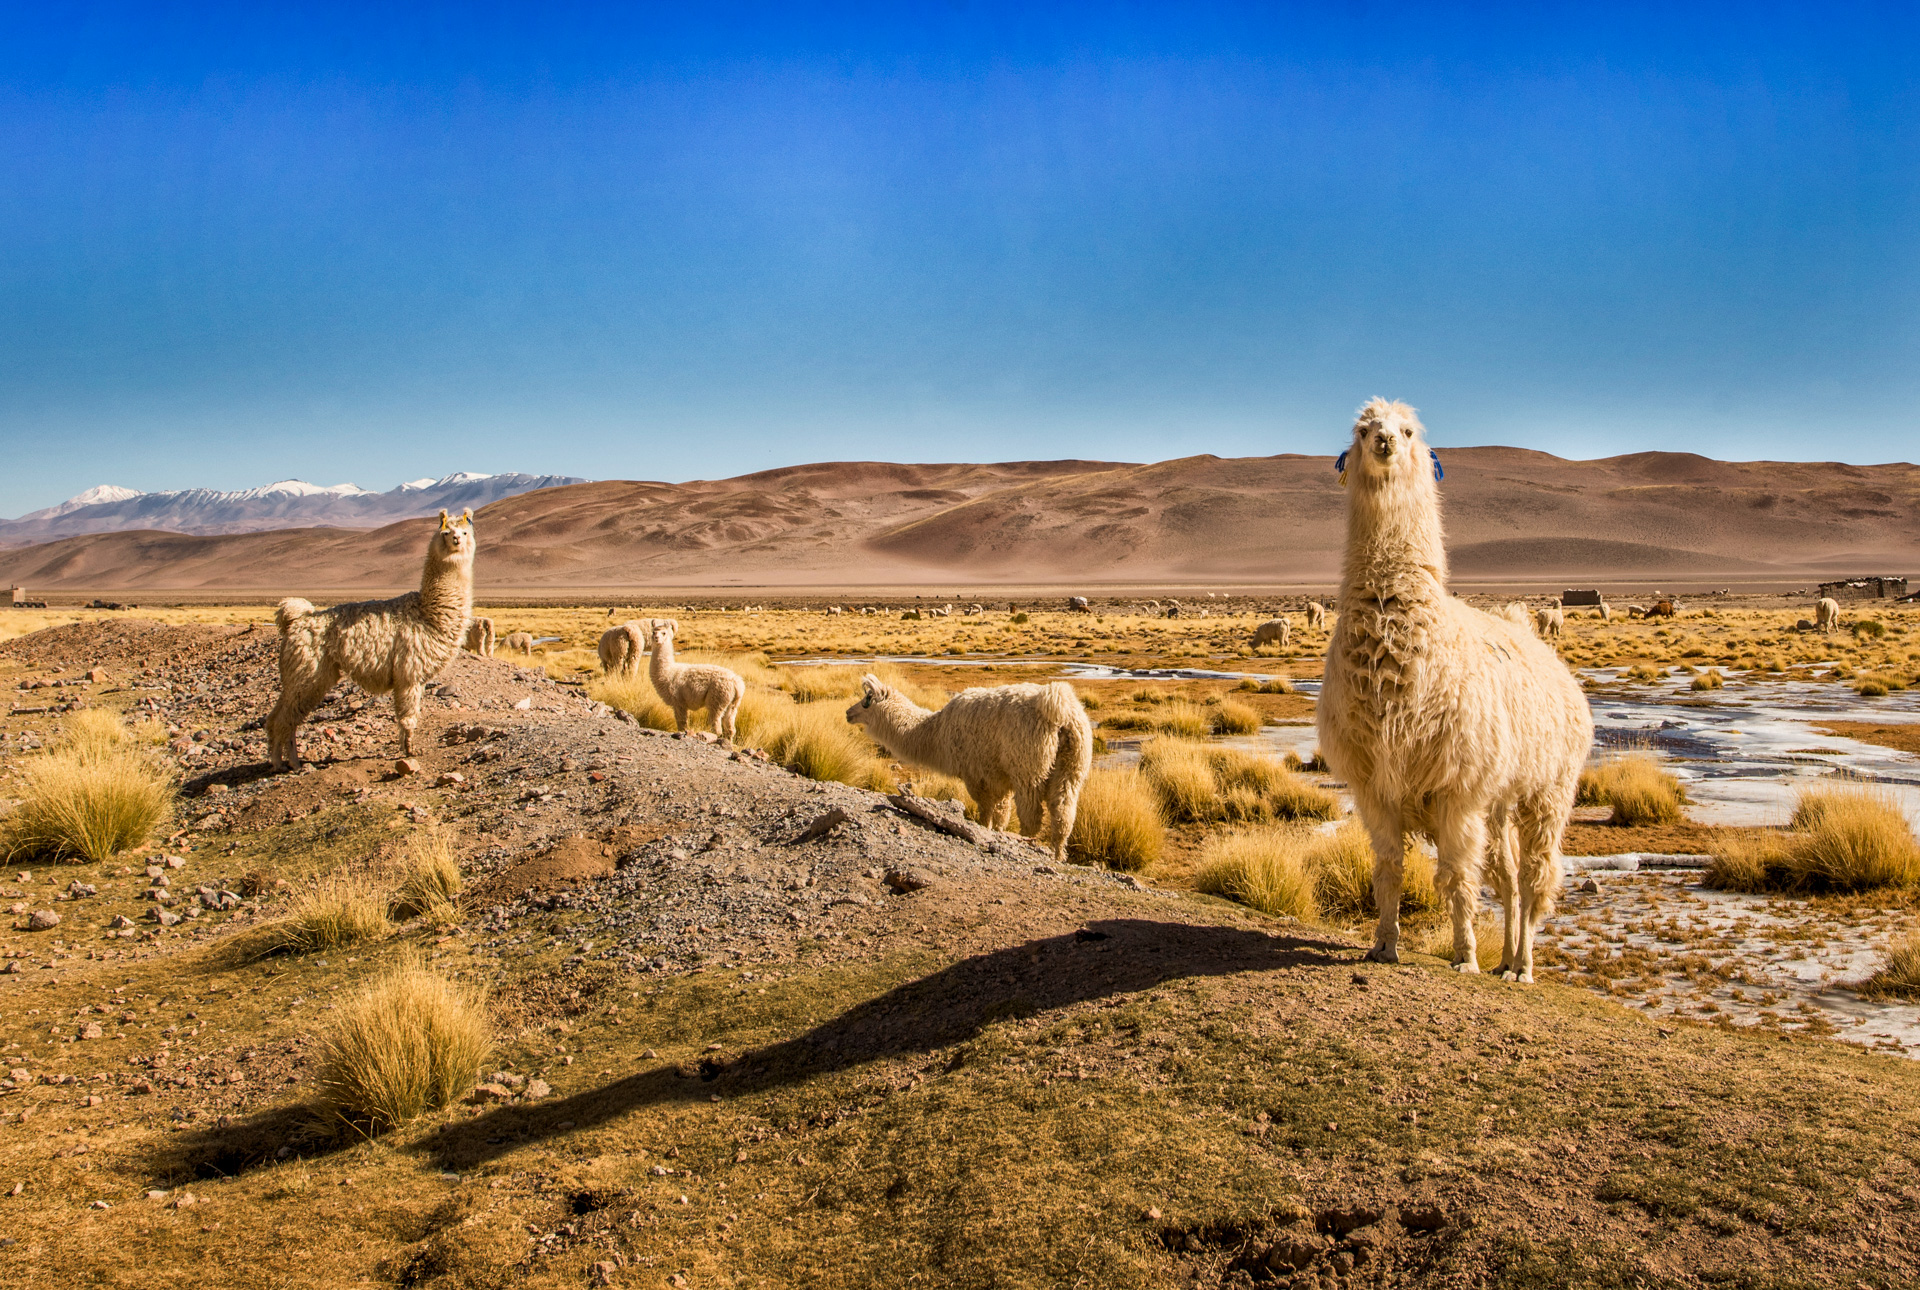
[502,631,534,654]
[1306,601,1327,629]
[463,615,496,657]
[647,621,745,742]
[845,675,1092,864]
[1251,618,1292,649]
[1534,606,1564,639]
[1317,400,1592,982]
[1816,597,1840,633]
[598,620,649,679]
[267,509,477,772]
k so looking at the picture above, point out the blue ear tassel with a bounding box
[1334,449,1348,474]
[1430,448,1444,481]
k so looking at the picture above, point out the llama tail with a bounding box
[275,598,316,634]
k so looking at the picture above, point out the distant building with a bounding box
[1560,589,1603,607]
[1818,576,1909,601]
[8,586,47,608]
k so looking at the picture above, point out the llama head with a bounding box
[845,673,892,727]
[1339,398,1434,491]
[431,508,477,561]
[648,619,679,646]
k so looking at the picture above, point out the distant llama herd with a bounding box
[263,401,1850,965]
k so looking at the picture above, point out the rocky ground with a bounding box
[0,619,1918,1288]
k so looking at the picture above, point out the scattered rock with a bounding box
[1579,878,1601,894]
[86,668,108,683]
[436,772,466,788]
[788,807,852,844]
[109,915,136,930]
[884,867,936,895]
[173,1192,197,1208]
[1350,972,1369,986]
[512,697,533,711]
[590,1261,618,1286]
[1264,1235,1322,1271]
[394,758,422,777]
[153,909,182,927]
[66,882,96,898]
[1319,1205,1384,1236]
[1398,1204,1447,1232]
[25,910,60,931]
[467,1082,512,1105]
[90,1199,110,1210]
[524,1078,551,1100]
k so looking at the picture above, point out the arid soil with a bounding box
[1,620,1919,1288]
[2,448,1916,592]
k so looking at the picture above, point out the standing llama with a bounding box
[463,615,496,657]
[1251,618,1292,649]
[1317,400,1592,982]
[1816,597,1840,633]
[267,509,476,772]
[1305,601,1328,629]
[501,631,534,654]
[845,675,1091,863]
[1534,606,1564,639]
[647,620,745,742]
[598,620,648,679]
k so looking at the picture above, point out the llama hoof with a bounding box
[1501,969,1534,984]
[1362,946,1399,965]
[1451,960,1479,974]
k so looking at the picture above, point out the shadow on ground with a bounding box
[416,917,1349,1169]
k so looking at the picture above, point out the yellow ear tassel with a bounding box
[1338,470,1348,488]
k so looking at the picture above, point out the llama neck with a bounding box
[1339,469,1449,605]
[865,695,942,765]
[649,637,677,680]
[417,547,474,638]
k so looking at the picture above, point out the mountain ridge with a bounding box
[0,449,1912,592]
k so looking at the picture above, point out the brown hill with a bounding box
[0,450,1913,593]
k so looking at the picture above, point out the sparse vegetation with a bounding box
[1139,739,1339,825]
[1706,785,1920,894]
[1194,827,1317,919]
[1859,932,1920,1000]
[0,711,174,862]
[230,872,390,960]
[314,955,491,1132]
[1208,697,1261,735]
[1577,751,1686,825]
[389,825,461,922]
[1066,766,1165,872]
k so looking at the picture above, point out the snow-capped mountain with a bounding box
[0,472,588,543]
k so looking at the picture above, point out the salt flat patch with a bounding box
[1537,872,1920,1059]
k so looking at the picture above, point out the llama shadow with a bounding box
[413,918,1349,1170]
[149,1102,354,1184]
[181,762,281,795]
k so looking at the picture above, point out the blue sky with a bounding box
[2,2,1916,517]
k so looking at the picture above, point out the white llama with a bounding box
[1251,618,1292,649]
[1306,602,1328,629]
[1816,597,1840,633]
[598,620,648,679]
[267,509,476,771]
[462,615,496,657]
[845,675,1092,863]
[647,620,744,742]
[1317,400,1592,982]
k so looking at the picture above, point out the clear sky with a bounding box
[2,2,1916,517]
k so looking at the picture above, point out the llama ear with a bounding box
[438,509,450,530]
[460,508,473,524]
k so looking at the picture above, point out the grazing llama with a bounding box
[647,620,745,742]
[1816,597,1840,633]
[1534,606,1564,639]
[462,615,496,657]
[845,674,1092,863]
[268,509,477,772]
[1251,618,1292,649]
[598,620,649,679]
[1306,601,1328,629]
[1317,400,1592,982]
[501,631,534,654]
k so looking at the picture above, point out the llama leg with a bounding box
[1508,801,1565,984]
[1045,776,1080,866]
[267,657,337,772]
[1485,805,1522,975]
[1357,799,1406,963]
[1432,808,1489,973]
[672,704,689,732]
[1013,786,1043,839]
[393,684,424,757]
[718,693,739,744]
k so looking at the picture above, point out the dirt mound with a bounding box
[466,829,659,906]
[0,617,261,672]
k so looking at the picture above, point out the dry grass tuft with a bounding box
[314,955,492,1132]
[1194,828,1317,919]
[587,674,677,730]
[390,825,462,922]
[1703,831,1792,893]
[766,701,893,791]
[1577,751,1686,826]
[1860,933,1920,1000]
[1413,913,1505,971]
[0,713,174,862]
[1707,785,1920,893]
[1309,822,1440,919]
[1209,698,1261,736]
[1067,766,1165,872]
[229,872,390,961]
[1140,739,1338,824]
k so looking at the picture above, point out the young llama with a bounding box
[1317,400,1592,982]
[845,675,1092,863]
[647,620,745,741]
[267,509,477,772]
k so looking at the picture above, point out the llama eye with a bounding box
[1401,427,1412,437]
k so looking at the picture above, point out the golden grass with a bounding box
[1706,785,1920,894]
[1209,698,1261,736]
[1413,914,1506,972]
[1577,751,1686,826]
[1690,669,1725,691]
[1193,828,1317,919]
[1139,739,1338,825]
[0,713,174,862]
[765,701,893,791]
[1066,766,1165,872]
[1195,821,1437,923]
[228,872,390,960]
[1152,700,1213,738]
[390,825,462,922]
[1860,932,1920,1000]
[314,955,492,1132]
